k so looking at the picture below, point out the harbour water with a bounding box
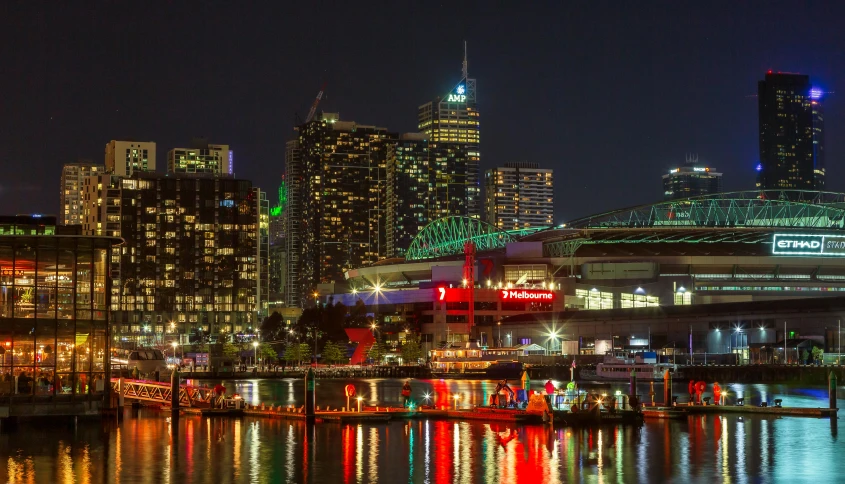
[1,378,843,483]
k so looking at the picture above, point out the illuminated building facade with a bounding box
[757,72,825,190]
[283,140,303,308]
[385,133,455,258]
[417,46,481,219]
[60,161,103,225]
[662,155,722,200]
[484,162,554,230]
[81,173,265,341]
[105,140,156,177]
[167,138,233,175]
[289,113,396,305]
[0,215,120,400]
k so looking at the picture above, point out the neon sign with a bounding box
[447,84,466,102]
[772,234,845,256]
[499,289,555,301]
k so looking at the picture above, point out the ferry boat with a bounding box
[595,352,678,381]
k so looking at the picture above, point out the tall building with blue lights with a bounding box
[417,44,481,219]
[757,72,825,190]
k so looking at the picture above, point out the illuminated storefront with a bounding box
[0,215,120,397]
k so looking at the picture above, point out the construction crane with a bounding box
[304,82,327,124]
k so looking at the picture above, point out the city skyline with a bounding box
[3,2,844,223]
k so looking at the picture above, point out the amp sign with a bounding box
[771,234,845,257]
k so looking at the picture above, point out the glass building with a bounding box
[662,155,722,200]
[0,215,121,398]
[757,72,825,190]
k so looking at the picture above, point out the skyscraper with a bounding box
[484,162,554,230]
[59,160,103,225]
[287,114,396,305]
[168,138,233,175]
[417,44,481,219]
[386,133,431,258]
[105,140,156,176]
[662,155,722,200]
[284,139,303,308]
[757,72,825,190]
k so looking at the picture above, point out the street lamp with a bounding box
[373,283,382,329]
[171,341,178,362]
[253,341,259,367]
[497,322,502,348]
[453,394,460,410]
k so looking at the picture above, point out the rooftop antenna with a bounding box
[462,41,468,80]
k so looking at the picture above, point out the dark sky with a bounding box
[2,1,844,222]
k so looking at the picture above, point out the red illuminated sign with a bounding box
[499,289,555,301]
[435,287,471,302]
[435,287,555,302]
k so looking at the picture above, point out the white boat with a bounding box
[595,352,678,381]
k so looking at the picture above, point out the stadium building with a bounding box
[324,191,845,361]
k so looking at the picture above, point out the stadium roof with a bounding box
[404,191,845,261]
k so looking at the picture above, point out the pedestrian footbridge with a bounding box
[110,378,215,407]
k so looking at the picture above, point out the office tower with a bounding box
[284,139,303,308]
[59,160,103,225]
[662,155,723,200]
[757,72,825,190]
[484,162,554,230]
[417,44,481,219]
[288,113,396,305]
[167,138,233,175]
[105,140,156,176]
[81,172,265,339]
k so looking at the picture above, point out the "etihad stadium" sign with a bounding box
[771,234,845,257]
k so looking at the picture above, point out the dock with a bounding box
[642,404,838,419]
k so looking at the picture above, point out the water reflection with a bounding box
[1,381,844,483]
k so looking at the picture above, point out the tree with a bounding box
[259,343,277,363]
[401,335,422,365]
[284,343,301,365]
[812,346,824,364]
[260,311,285,342]
[368,340,387,365]
[298,343,312,365]
[801,349,810,363]
[322,341,346,365]
[223,342,241,359]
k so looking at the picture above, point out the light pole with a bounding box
[497,321,502,348]
[373,284,382,330]
[171,341,178,363]
[253,341,259,367]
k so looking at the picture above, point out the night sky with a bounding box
[2,1,844,222]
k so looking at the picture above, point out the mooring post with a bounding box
[171,367,180,415]
[629,369,638,410]
[830,371,838,410]
[305,367,316,424]
[118,377,125,408]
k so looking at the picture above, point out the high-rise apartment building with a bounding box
[484,162,554,230]
[59,161,103,225]
[417,45,481,219]
[284,139,303,308]
[105,140,156,176]
[386,134,430,258]
[285,114,396,305]
[168,138,233,175]
[662,155,722,200]
[81,172,266,339]
[757,72,825,190]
